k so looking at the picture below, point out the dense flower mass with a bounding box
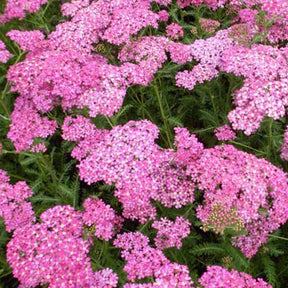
[0,0,48,24]
[114,232,194,286]
[219,44,288,135]
[166,23,184,40]
[76,120,195,222]
[0,170,35,232]
[176,136,288,257]
[76,120,161,222]
[2,0,288,286]
[175,29,235,90]
[93,268,118,288]
[0,40,12,63]
[7,211,94,287]
[152,216,191,249]
[214,125,237,141]
[5,193,121,287]
[7,98,58,152]
[199,266,272,287]
[83,197,123,241]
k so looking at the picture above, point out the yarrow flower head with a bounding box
[166,23,184,40]
[6,205,99,287]
[114,232,170,282]
[174,127,204,164]
[152,216,191,249]
[158,10,169,22]
[0,0,48,24]
[94,268,118,288]
[6,30,45,52]
[0,40,12,63]
[175,30,235,91]
[187,143,288,257]
[83,197,123,241]
[214,125,237,141]
[152,149,195,208]
[199,265,272,287]
[7,98,57,152]
[0,172,35,232]
[77,120,161,223]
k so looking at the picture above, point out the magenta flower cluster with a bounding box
[152,216,191,249]
[174,135,288,257]
[0,169,35,232]
[114,232,194,286]
[199,265,273,287]
[73,120,195,222]
[0,0,47,24]
[83,197,124,241]
[2,0,288,287]
[0,40,12,63]
[1,171,121,287]
[214,125,237,141]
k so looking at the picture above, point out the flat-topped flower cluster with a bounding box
[1,0,288,287]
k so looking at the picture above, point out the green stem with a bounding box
[192,126,215,134]
[0,113,10,121]
[139,220,151,232]
[209,92,220,126]
[268,234,288,241]
[153,82,173,148]
[229,140,263,154]
[105,116,114,128]
[0,101,10,117]
[73,175,79,208]
[267,117,273,159]
[183,204,194,218]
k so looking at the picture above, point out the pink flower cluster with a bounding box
[0,0,47,24]
[152,216,191,249]
[114,232,170,282]
[166,23,184,40]
[7,98,57,152]
[219,44,288,135]
[0,171,123,287]
[7,206,94,288]
[0,40,12,63]
[94,268,118,288]
[214,125,237,141]
[75,120,195,223]
[0,169,35,232]
[174,127,204,164]
[83,197,123,241]
[114,232,194,287]
[76,120,161,223]
[4,0,171,152]
[63,118,288,258]
[175,30,235,90]
[174,130,288,257]
[118,36,169,86]
[3,194,121,287]
[152,149,195,209]
[199,265,272,287]
[177,0,229,10]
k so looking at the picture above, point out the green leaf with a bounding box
[191,243,225,256]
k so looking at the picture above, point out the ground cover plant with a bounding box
[1,0,288,287]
